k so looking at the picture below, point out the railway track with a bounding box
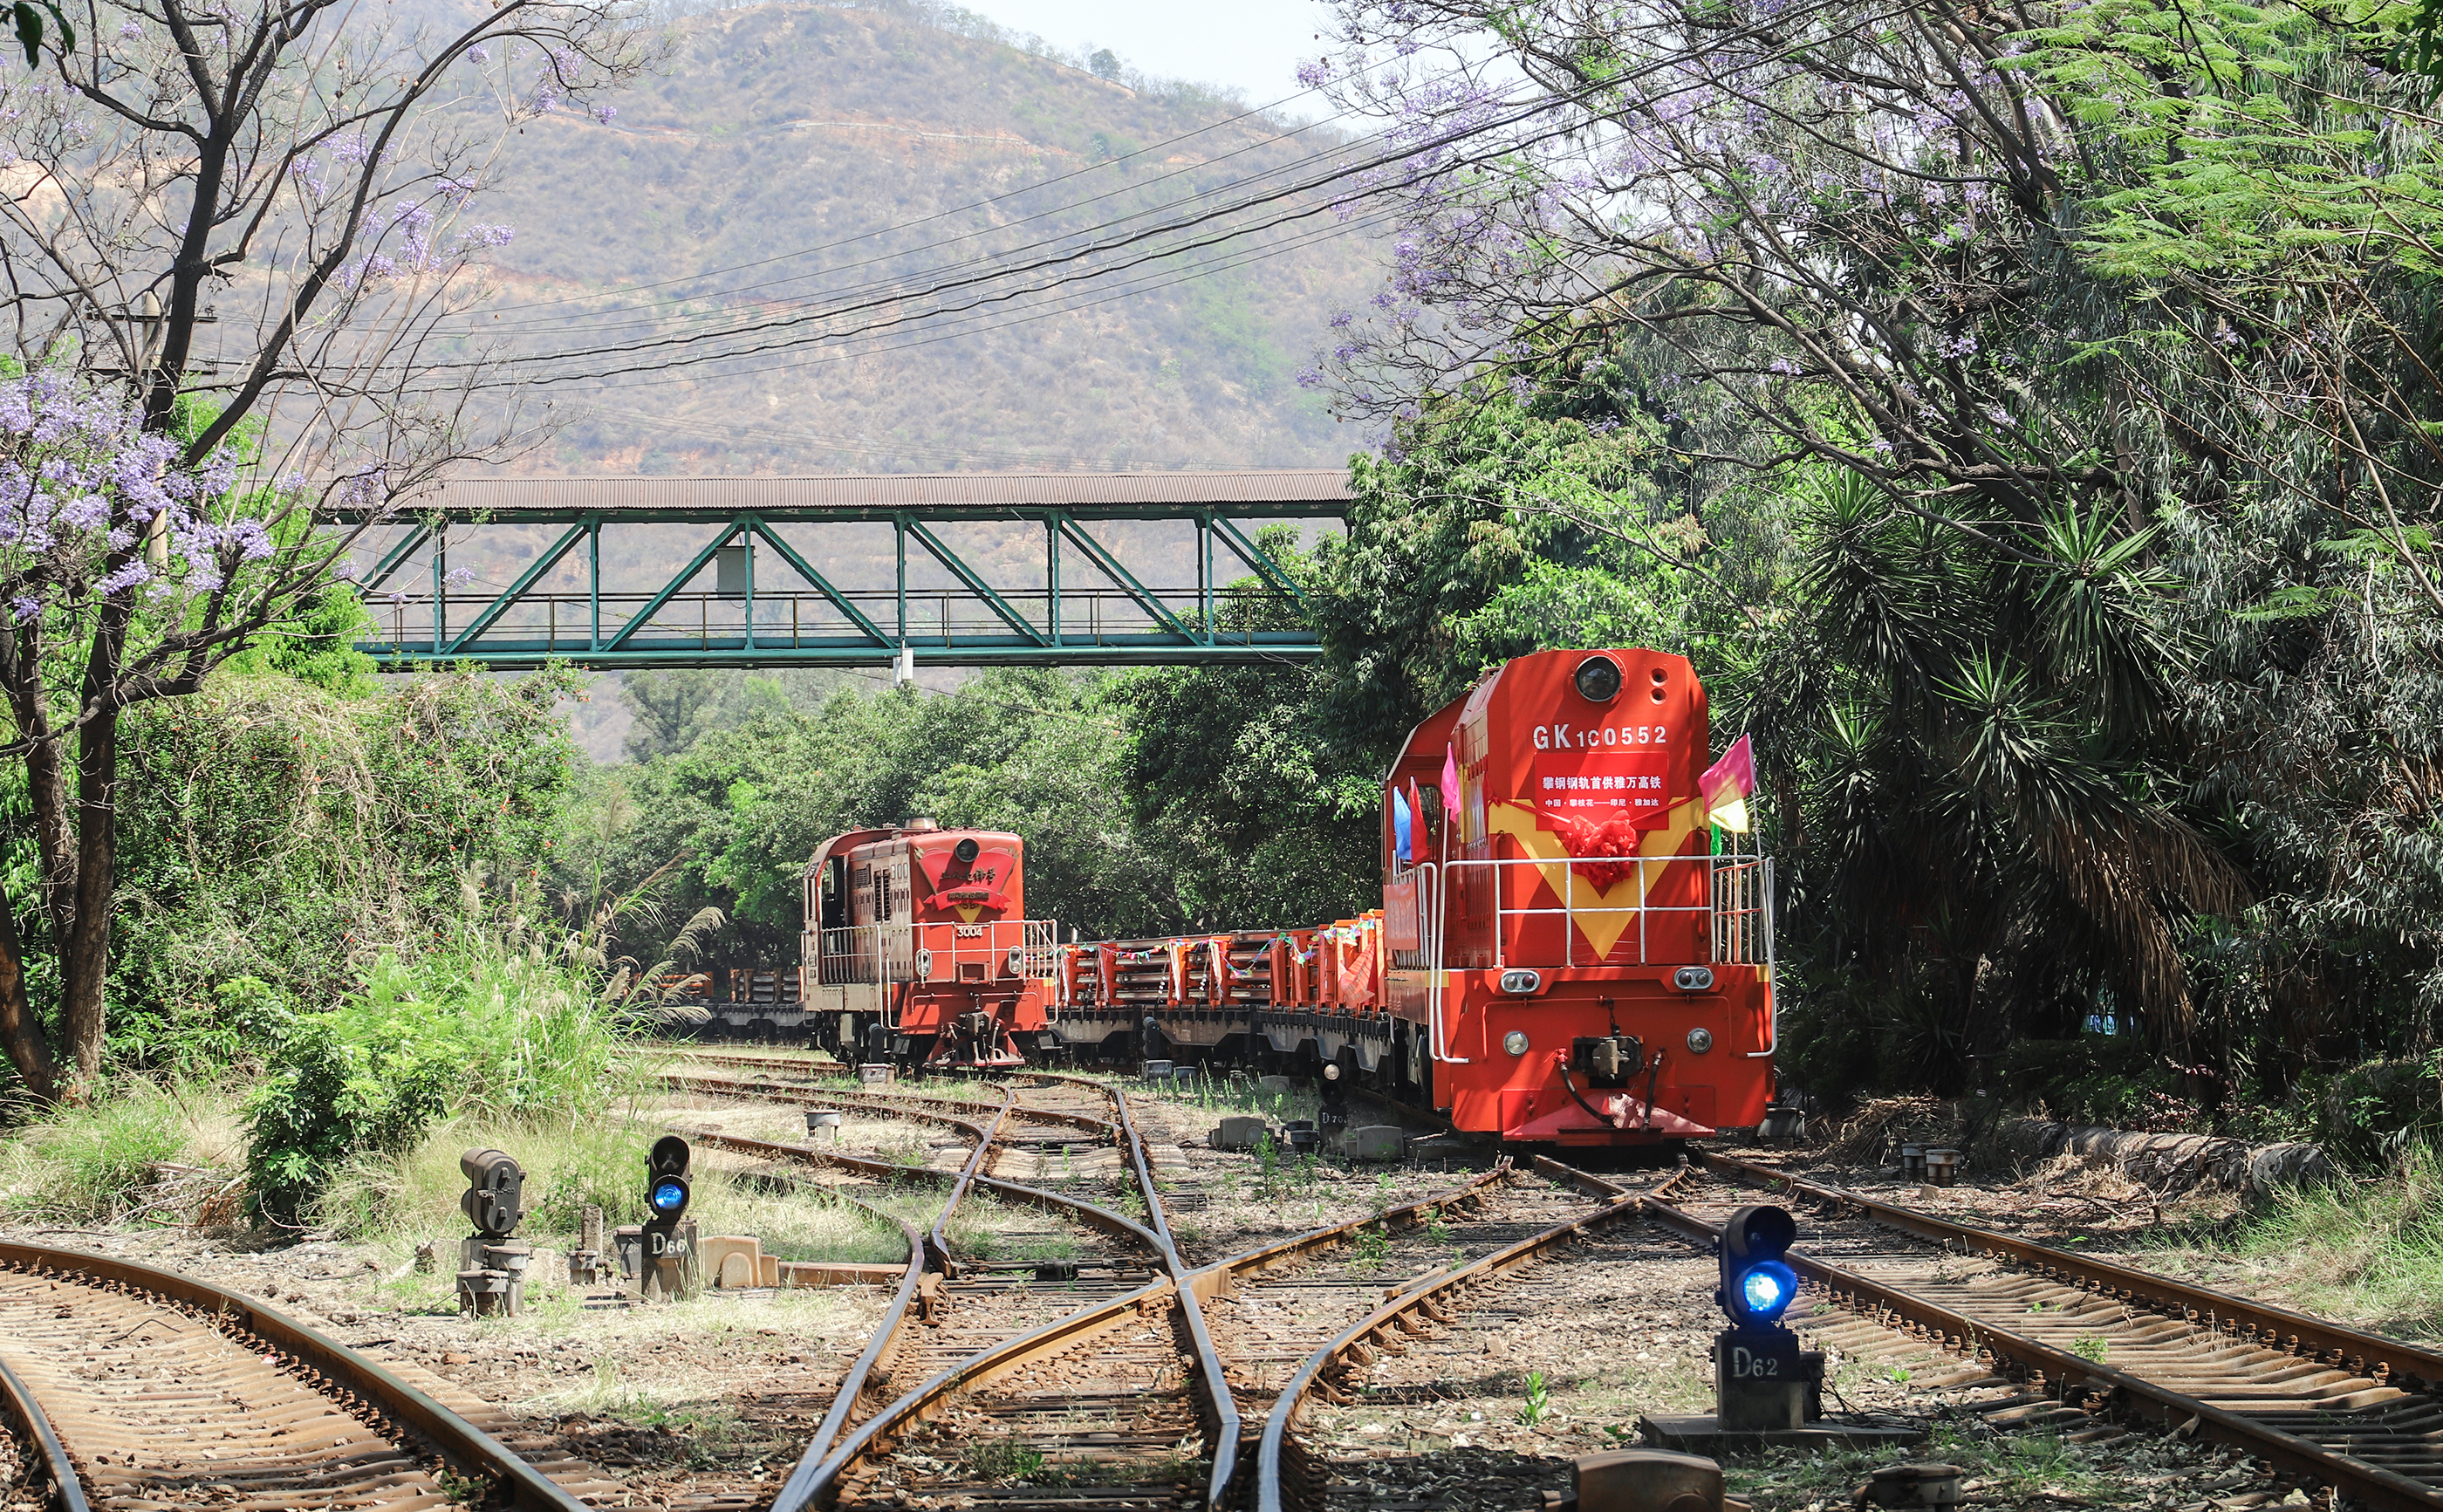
[1244,1160,1686,1512]
[0,1242,614,1511]
[671,1062,1234,1512]
[669,1052,2443,1512]
[1651,1155,2443,1512]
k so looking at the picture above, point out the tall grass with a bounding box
[2150,1141,2443,1337]
[246,927,647,1223]
[0,1078,241,1223]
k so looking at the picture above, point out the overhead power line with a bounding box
[460,75,1358,328]
[445,75,1611,383]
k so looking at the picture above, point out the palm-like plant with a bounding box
[1759,471,2243,1086]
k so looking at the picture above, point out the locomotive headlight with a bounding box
[1498,968,1543,995]
[1673,966,1716,992]
[954,838,980,864]
[1006,947,1025,975]
[1687,1027,1714,1054]
[1503,1030,1529,1057]
[1574,653,1623,704]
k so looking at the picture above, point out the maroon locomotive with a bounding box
[797,818,1056,1067]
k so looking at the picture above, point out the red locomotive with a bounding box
[797,819,1057,1067]
[797,647,1776,1146]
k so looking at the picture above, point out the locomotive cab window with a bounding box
[821,856,848,930]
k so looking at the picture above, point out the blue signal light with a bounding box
[648,1177,688,1216]
[1717,1205,1800,1327]
[1741,1265,1793,1317]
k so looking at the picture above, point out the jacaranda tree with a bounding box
[0,0,649,1100]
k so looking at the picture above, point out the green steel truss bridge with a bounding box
[329,470,1350,670]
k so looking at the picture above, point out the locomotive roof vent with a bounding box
[902,817,941,834]
[1573,654,1623,704]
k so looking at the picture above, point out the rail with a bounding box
[815,923,914,989]
[1252,1160,1679,1512]
[745,1173,928,1478]
[1388,862,1467,1065]
[1389,852,1776,972]
[746,1071,1198,1512]
[1627,1158,2443,1512]
[371,583,1306,655]
[0,1241,592,1511]
[0,1347,86,1512]
[1697,1153,2443,1399]
[661,1073,1159,1247]
[1457,852,1776,969]
[814,920,1057,997]
[770,1111,1516,1512]
[671,1057,1119,1140]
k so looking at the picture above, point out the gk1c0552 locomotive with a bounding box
[796,647,1777,1146]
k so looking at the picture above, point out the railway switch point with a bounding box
[1550,1447,1726,1512]
[807,1107,845,1139]
[455,1147,531,1317]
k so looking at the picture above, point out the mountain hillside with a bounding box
[461,0,1383,475]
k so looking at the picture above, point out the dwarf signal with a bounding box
[1709,1204,1818,1432]
[455,1149,532,1317]
[615,1135,700,1302]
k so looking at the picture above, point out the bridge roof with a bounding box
[334,469,1354,523]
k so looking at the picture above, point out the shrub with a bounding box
[244,988,464,1224]
[2319,1057,2443,1166]
[245,937,640,1224]
[1995,1037,2195,1130]
[103,667,583,1077]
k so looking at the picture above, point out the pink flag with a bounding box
[1407,779,1428,862]
[1700,734,1757,833]
[1440,744,1461,823]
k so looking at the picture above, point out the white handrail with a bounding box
[1429,852,1775,971]
[1746,856,1778,1058]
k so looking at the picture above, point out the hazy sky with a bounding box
[961,0,1339,105]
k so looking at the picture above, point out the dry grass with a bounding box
[2138,1142,2443,1340]
[0,1078,248,1225]
[1819,1095,1955,1165]
[324,1091,917,1266]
